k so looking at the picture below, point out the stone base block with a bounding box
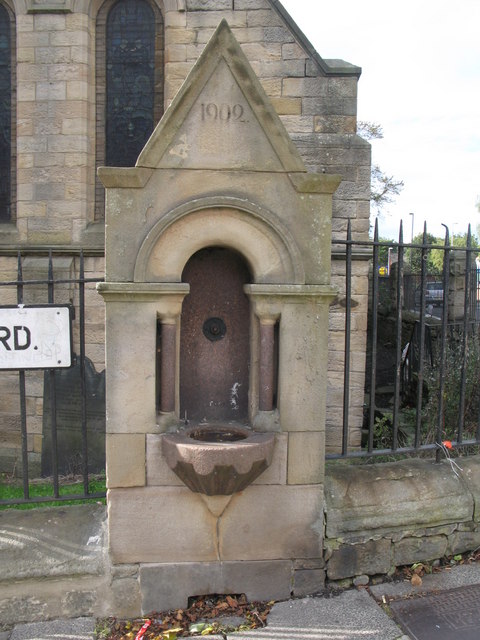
[220,484,323,561]
[393,535,447,566]
[292,568,325,597]
[108,487,218,564]
[110,564,141,619]
[461,457,480,522]
[108,484,323,564]
[139,561,293,613]
[448,530,480,556]
[326,539,392,580]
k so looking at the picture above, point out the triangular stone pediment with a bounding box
[136,20,306,173]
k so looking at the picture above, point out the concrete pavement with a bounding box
[4,564,480,639]
[2,504,480,639]
[1,588,409,640]
[5,564,480,639]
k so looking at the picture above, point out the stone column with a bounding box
[159,321,176,414]
[258,319,276,412]
[97,282,189,435]
[246,284,337,431]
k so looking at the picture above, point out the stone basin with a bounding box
[161,424,275,496]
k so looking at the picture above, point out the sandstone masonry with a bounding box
[0,0,370,468]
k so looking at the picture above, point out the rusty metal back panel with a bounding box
[180,247,250,423]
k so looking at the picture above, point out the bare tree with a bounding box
[357,121,404,214]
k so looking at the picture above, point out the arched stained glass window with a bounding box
[106,0,155,167]
[0,3,11,222]
[96,0,164,218]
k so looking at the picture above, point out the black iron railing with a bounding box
[1,226,480,502]
[0,252,105,506]
[329,220,480,460]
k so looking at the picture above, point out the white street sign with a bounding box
[0,305,72,370]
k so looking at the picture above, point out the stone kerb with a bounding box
[324,456,480,582]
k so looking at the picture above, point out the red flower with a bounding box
[443,440,453,449]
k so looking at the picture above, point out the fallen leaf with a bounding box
[200,626,215,635]
[411,574,422,587]
[162,627,183,640]
[226,596,237,608]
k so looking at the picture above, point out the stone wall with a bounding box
[324,456,480,584]
[0,0,370,249]
[0,0,371,468]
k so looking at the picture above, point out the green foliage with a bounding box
[0,476,106,510]
[407,232,441,275]
[406,231,480,275]
[94,619,111,640]
[423,331,480,442]
[372,412,409,449]
[428,232,480,274]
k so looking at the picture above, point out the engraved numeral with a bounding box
[201,103,245,123]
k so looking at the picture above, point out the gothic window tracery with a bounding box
[0,2,11,222]
[106,0,155,167]
[96,0,164,219]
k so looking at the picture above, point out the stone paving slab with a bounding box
[369,563,480,600]
[226,590,407,640]
[8,617,95,640]
[0,505,106,581]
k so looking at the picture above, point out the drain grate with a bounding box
[389,583,480,639]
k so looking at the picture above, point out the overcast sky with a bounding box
[280,0,480,240]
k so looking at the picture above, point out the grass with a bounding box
[0,474,106,510]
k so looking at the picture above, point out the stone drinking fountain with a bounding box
[98,21,340,616]
[162,424,275,496]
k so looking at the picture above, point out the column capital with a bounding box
[97,282,189,320]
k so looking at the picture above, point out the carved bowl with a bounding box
[161,424,275,496]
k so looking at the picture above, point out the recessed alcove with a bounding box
[180,247,251,424]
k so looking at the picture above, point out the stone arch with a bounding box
[83,0,170,15]
[134,197,305,284]
[9,0,24,13]
[94,0,164,220]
